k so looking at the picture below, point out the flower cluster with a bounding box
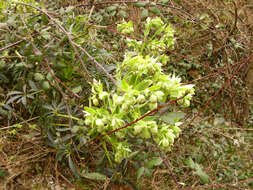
[84,17,195,163]
[117,17,175,62]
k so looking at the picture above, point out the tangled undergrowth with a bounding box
[0,0,253,189]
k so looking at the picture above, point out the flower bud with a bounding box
[150,94,157,103]
[150,125,158,134]
[96,119,104,127]
[155,91,164,101]
[122,103,129,112]
[136,94,145,103]
[134,124,142,134]
[99,91,108,100]
[85,118,92,126]
[149,102,157,110]
[161,138,169,148]
[93,98,99,106]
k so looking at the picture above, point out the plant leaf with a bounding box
[84,106,97,114]
[82,172,108,180]
[194,169,209,184]
[134,2,147,7]
[161,112,185,124]
[121,79,130,92]
[68,156,80,178]
[7,91,23,96]
[135,80,151,91]
[147,157,163,168]
[21,96,27,107]
[149,7,160,15]
[72,85,82,94]
[184,157,196,169]
[137,166,145,179]
[141,9,149,19]
[6,95,22,105]
[28,80,38,91]
[26,94,34,99]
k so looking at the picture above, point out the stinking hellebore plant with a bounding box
[84,17,195,163]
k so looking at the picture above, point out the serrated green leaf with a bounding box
[106,5,117,12]
[121,79,130,92]
[134,2,147,7]
[71,125,80,133]
[46,129,55,145]
[159,0,169,4]
[129,74,138,85]
[0,167,7,178]
[161,112,185,124]
[147,157,163,168]
[149,7,160,15]
[137,166,145,179]
[128,151,140,159]
[148,85,160,91]
[82,172,108,180]
[7,91,23,96]
[0,107,8,117]
[141,9,149,19]
[185,157,209,183]
[43,104,53,111]
[144,167,152,178]
[84,106,97,114]
[119,10,128,18]
[56,134,75,143]
[6,95,22,105]
[26,94,34,99]
[184,157,196,169]
[21,96,27,107]
[56,127,71,132]
[72,85,82,94]
[56,149,66,162]
[135,80,151,91]
[111,11,116,17]
[28,80,38,91]
[194,169,209,184]
[68,156,80,178]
